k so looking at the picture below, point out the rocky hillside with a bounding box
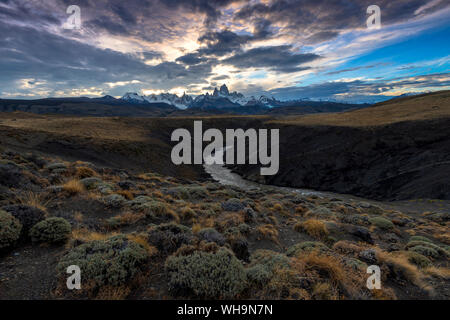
[231,91,450,200]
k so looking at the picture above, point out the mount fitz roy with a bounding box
[121,84,280,110]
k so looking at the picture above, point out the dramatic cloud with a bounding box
[222,45,320,73]
[0,0,449,100]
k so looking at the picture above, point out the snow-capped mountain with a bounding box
[121,85,280,110]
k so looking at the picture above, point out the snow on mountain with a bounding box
[122,92,146,103]
[120,85,280,109]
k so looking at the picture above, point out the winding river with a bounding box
[203,146,327,197]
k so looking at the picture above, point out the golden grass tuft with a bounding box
[126,234,158,256]
[376,250,430,292]
[294,219,328,239]
[75,166,97,179]
[70,228,117,244]
[256,224,279,243]
[116,190,134,200]
[17,191,49,212]
[63,179,85,195]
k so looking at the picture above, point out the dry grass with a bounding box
[63,179,85,195]
[75,166,97,179]
[214,212,245,231]
[294,219,328,239]
[376,250,430,292]
[94,286,131,300]
[74,211,84,223]
[116,190,134,200]
[332,240,364,256]
[256,224,279,243]
[268,90,450,127]
[70,228,118,244]
[423,266,450,279]
[295,205,309,215]
[17,191,49,212]
[115,211,145,225]
[126,234,158,256]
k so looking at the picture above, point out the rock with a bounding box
[117,180,136,190]
[359,249,377,264]
[198,228,225,246]
[46,163,67,170]
[349,226,373,244]
[80,177,102,189]
[230,238,250,262]
[243,208,256,223]
[46,186,64,193]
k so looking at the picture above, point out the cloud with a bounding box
[222,45,320,73]
[268,72,450,101]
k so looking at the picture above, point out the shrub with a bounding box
[249,250,291,272]
[404,251,432,268]
[79,177,102,190]
[165,248,247,299]
[148,223,193,255]
[409,236,433,243]
[103,194,126,208]
[286,241,328,257]
[139,201,168,216]
[406,240,448,257]
[0,210,22,249]
[294,219,328,239]
[1,204,45,236]
[198,228,225,246]
[246,264,272,285]
[57,235,148,288]
[221,198,245,212]
[369,217,394,230]
[409,245,439,258]
[167,186,207,200]
[30,217,71,243]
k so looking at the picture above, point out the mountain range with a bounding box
[0,84,373,117]
[121,84,282,110]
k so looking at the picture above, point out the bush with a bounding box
[405,251,432,268]
[249,250,291,272]
[286,241,328,257]
[148,223,193,255]
[246,264,272,285]
[103,194,126,208]
[165,248,247,298]
[1,205,45,236]
[221,198,245,212]
[30,217,71,243]
[79,177,102,190]
[198,228,225,246]
[409,245,439,258]
[57,235,148,288]
[369,217,394,230]
[409,236,433,243]
[0,210,22,249]
[167,186,207,200]
[406,240,448,257]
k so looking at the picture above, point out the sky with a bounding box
[0,0,449,103]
